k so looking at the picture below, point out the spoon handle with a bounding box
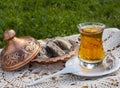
[27,66,73,86]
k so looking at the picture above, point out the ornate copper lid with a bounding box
[0,29,41,71]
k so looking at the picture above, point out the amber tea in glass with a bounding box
[77,22,105,69]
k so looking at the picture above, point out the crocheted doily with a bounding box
[0,28,120,88]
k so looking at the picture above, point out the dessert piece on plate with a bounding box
[32,37,79,63]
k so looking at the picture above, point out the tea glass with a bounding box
[77,22,105,69]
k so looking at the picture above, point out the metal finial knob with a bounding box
[3,29,16,40]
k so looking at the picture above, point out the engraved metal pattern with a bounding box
[1,40,36,67]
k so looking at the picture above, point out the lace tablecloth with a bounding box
[0,28,120,88]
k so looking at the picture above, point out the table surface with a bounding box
[0,28,120,88]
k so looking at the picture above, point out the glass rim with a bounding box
[77,22,106,29]
[77,22,105,35]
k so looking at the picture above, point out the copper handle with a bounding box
[3,29,16,40]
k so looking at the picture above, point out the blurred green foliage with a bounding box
[0,0,120,48]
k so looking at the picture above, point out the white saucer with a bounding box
[65,55,120,77]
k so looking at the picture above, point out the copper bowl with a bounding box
[0,29,41,71]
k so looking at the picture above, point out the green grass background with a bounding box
[0,0,120,48]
